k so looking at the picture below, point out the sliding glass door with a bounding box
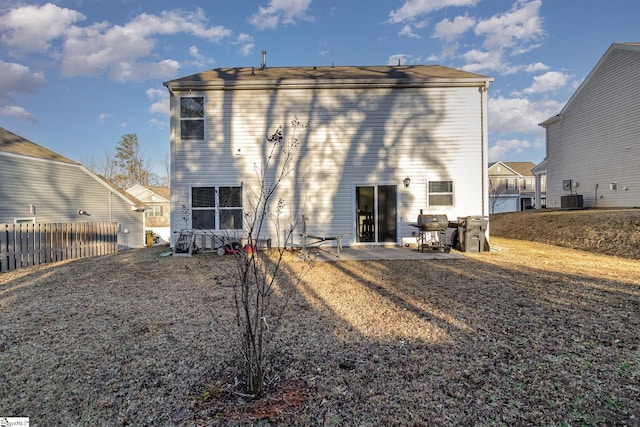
[355,185,397,243]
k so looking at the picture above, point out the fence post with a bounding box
[0,224,8,273]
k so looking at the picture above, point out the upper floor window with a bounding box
[507,178,516,189]
[428,180,454,206]
[180,97,204,141]
[145,206,162,217]
[191,186,243,230]
[525,178,535,190]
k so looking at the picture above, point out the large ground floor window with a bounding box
[191,186,243,230]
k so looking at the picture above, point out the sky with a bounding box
[1,0,640,179]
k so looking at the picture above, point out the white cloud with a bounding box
[461,49,518,74]
[489,96,563,134]
[109,60,181,82]
[250,0,314,30]
[125,9,231,42]
[525,62,550,72]
[488,138,531,161]
[98,113,112,124]
[60,9,230,80]
[455,0,545,75]
[188,45,215,68]
[146,88,169,115]
[433,14,475,42]
[389,0,479,24]
[0,4,233,82]
[0,105,37,122]
[475,0,544,52]
[523,71,569,94]
[0,60,46,101]
[149,118,167,129]
[234,33,255,57]
[399,23,421,39]
[0,3,85,53]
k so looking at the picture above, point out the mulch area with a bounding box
[1,230,639,425]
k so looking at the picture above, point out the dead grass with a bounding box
[1,210,639,426]
[490,208,640,259]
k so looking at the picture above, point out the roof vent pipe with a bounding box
[261,50,267,69]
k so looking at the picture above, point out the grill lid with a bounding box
[417,213,449,230]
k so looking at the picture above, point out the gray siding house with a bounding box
[536,43,640,209]
[164,64,493,248]
[0,127,146,248]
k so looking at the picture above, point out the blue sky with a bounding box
[1,0,639,178]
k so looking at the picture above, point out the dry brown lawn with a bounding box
[1,209,639,426]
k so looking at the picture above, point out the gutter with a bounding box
[163,78,493,92]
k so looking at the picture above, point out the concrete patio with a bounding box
[299,245,465,261]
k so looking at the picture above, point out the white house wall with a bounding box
[545,46,640,208]
[0,154,145,248]
[171,84,488,246]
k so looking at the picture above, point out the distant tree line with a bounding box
[85,133,169,188]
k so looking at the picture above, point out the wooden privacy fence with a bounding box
[0,222,118,273]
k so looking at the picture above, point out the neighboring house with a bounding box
[537,43,640,209]
[488,161,546,213]
[163,64,493,248]
[126,184,170,242]
[0,127,146,249]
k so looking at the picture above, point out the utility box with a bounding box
[457,216,489,252]
[560,194,583,209]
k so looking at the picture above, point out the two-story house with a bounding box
[164,63,493,248]
[536,43,640,209]
[488,161,546,213]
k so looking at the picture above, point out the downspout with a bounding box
[479,83,489,216]
[166,84,177,248]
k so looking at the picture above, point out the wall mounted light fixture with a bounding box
[403,177,411,188]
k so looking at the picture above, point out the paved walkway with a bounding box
[300,245,465,261]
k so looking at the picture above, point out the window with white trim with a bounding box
[191,186,243,230]
[145,206,162,217]
[428,180,454,206]
[180,97,204,141]
[507,178,516,189]
[525,178,535,190]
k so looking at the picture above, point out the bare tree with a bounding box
[229,117,312,397]
[163,152,170,186]
[489,177,510,214]
[84,152,118,182]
